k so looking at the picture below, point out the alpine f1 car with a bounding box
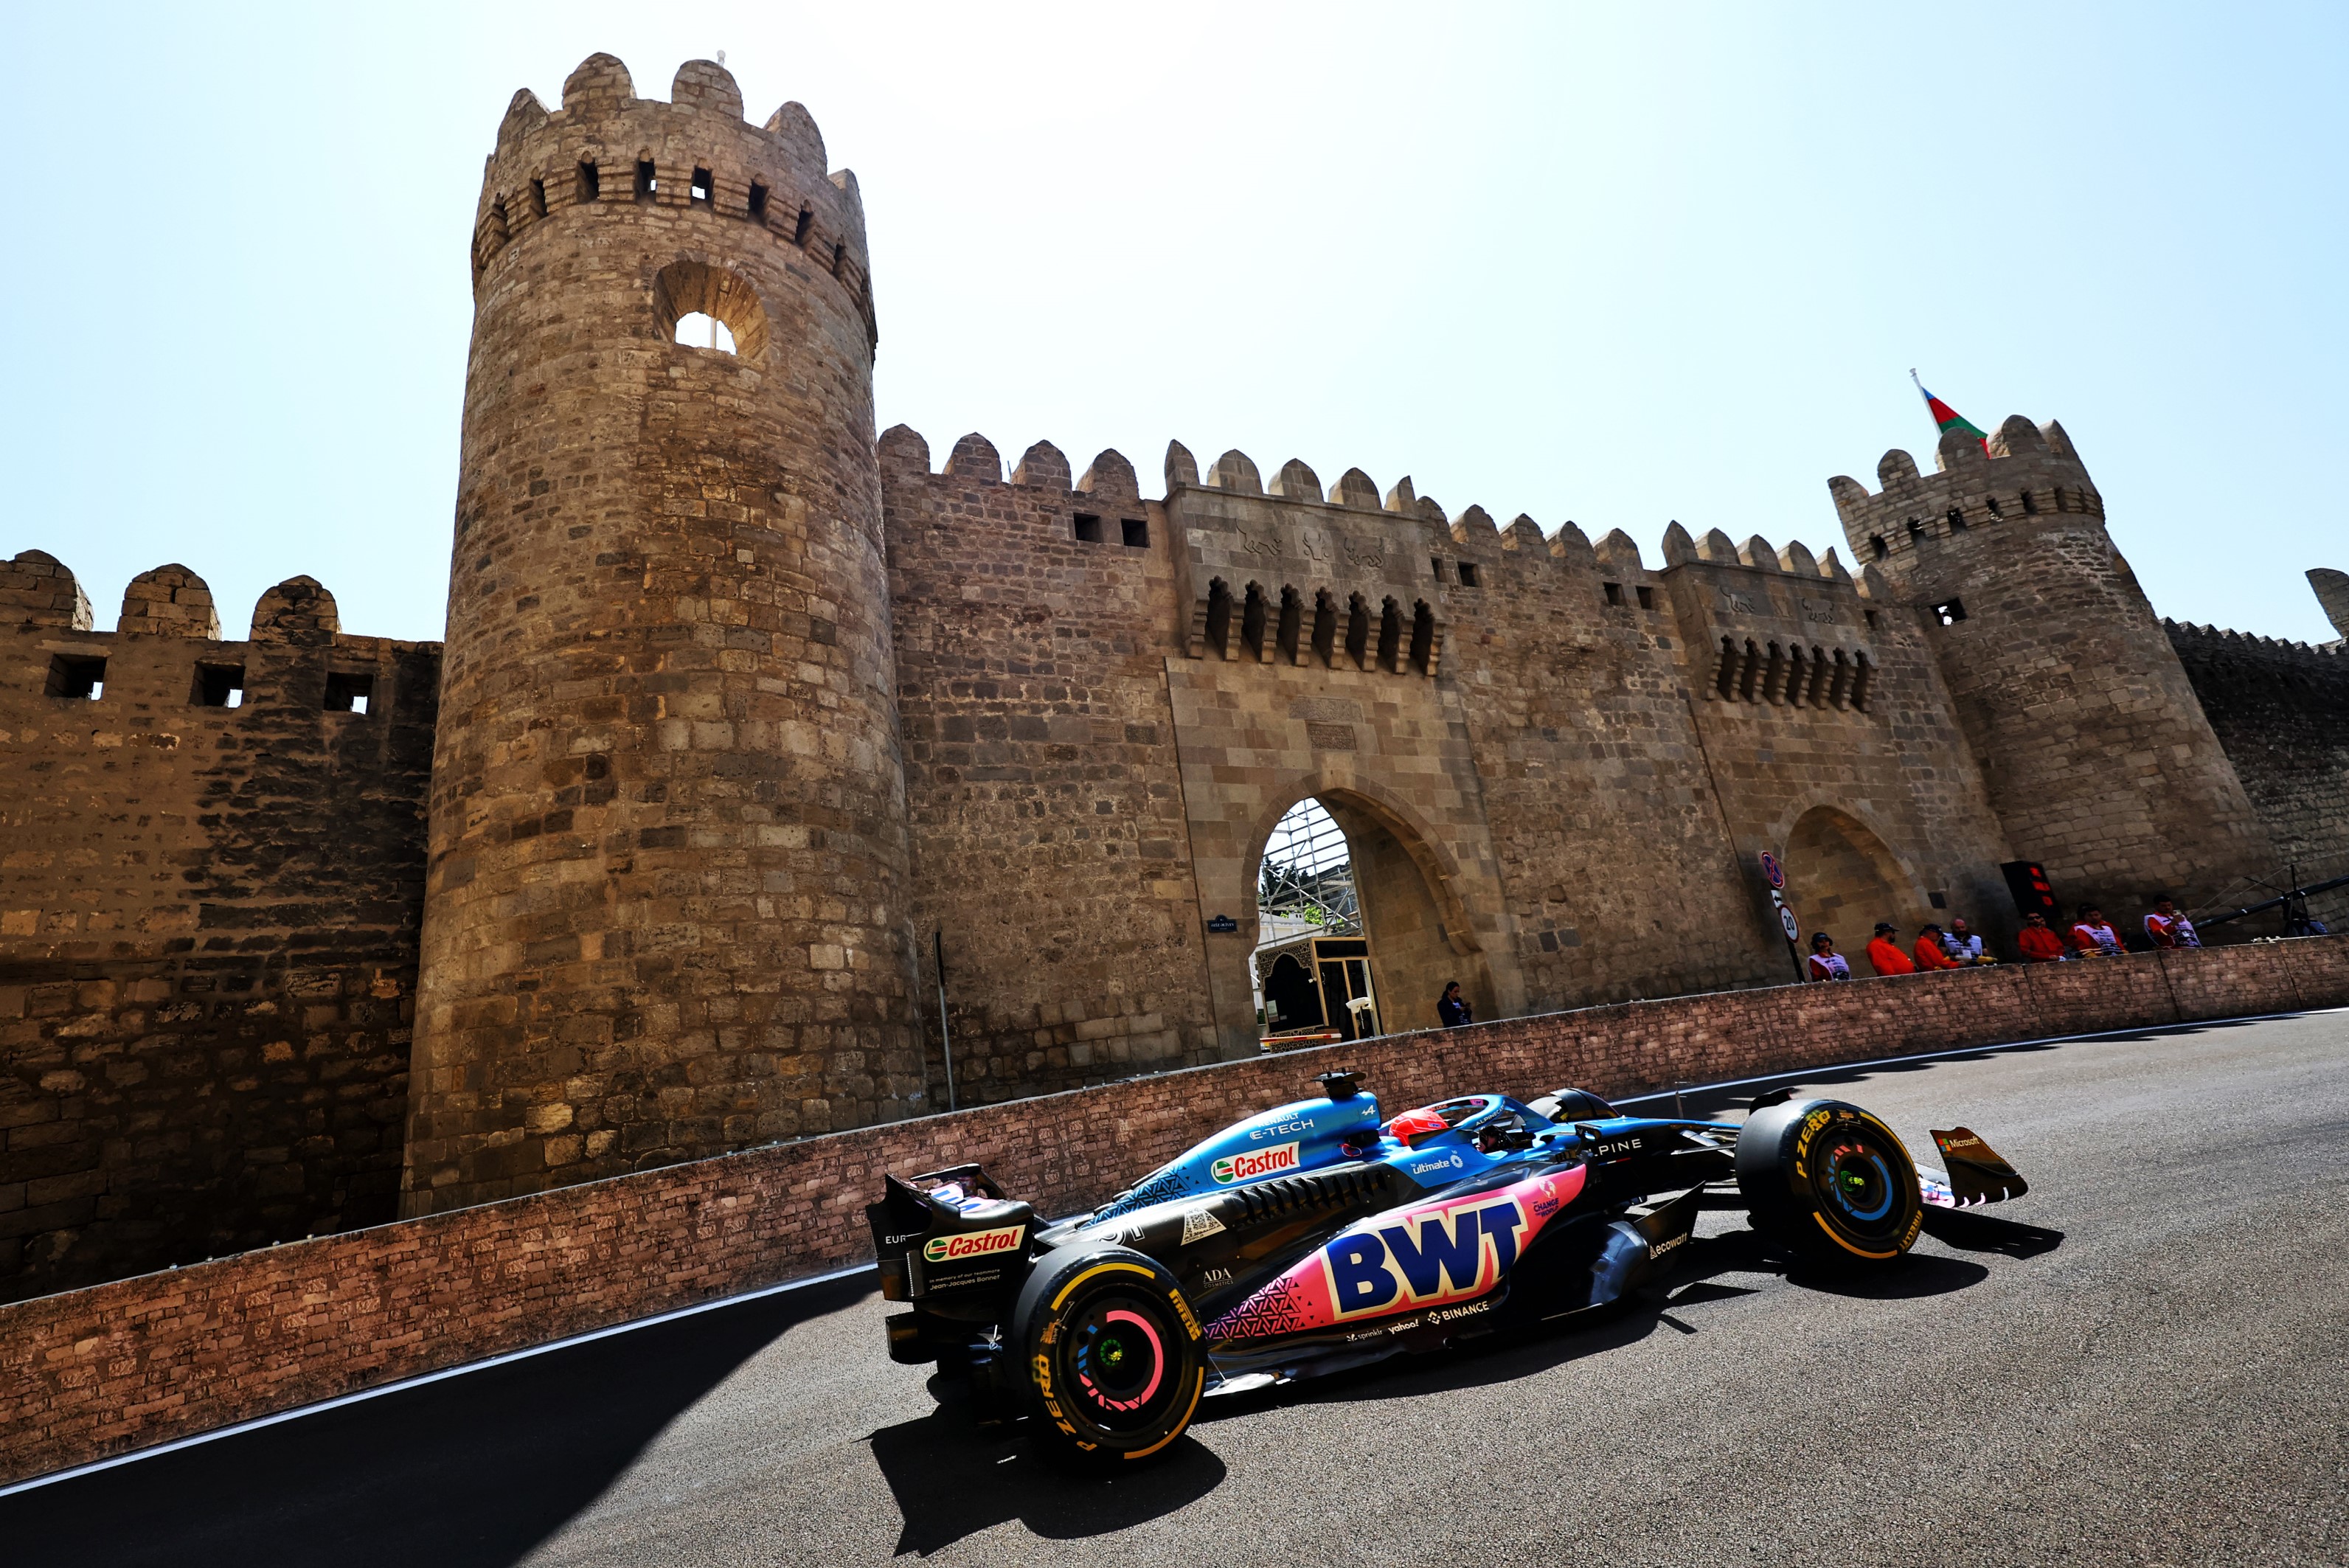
[867,1070,2028,1463]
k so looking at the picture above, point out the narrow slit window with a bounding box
[1311,591,1337,667]
[1946,507,1966,531]
[1870,534,1888,560]
[1714,636,1738,698]
[577,160,600,204]
[1456,562,1479,587]
[1409,601,1435,675]
[1432,556,1446,583]
[1850,653,1875,712]
[489,198,510,243]
[690,167,713,204]
[529,178,547,218]
[324,672,373,715]
[1344,594,1372,670]
[1636,585,1654,610]
[1073,513,1104,544]
[747,181,769,221]
[1376,598,1403,673]
[635,159,657,201]
[1603,581,1623,606]
[1864,608,1879,629]
[792,205,812,246]
[1932,599,1968,626]
[1120,517,1148,548]
[1906,517,1924,539]
[46,653,105,701]
[192,664,245,708]
[675,312,736,353]
[1241,584,1269,662]
[831,241,846,277]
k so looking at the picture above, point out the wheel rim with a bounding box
[1064,1291,1179,1434]
[1810,1128,1909,1244]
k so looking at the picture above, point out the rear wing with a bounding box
[865,1164,1035,1305]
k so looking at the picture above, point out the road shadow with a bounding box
[866,1411,1224,1557]
[0,1273,878,1568]
[1921,1207,2067,1258]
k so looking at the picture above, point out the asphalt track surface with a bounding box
[9,1010,2348,1567]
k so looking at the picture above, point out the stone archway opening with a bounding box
[1251,794,1489,1044]
[1782,805,1913,954]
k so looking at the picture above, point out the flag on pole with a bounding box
[1911,370,1988,453]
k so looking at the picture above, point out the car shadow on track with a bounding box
[866,1412,1225,1557]
[0,1274,879,1568]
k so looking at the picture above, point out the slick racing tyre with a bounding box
[1010,1245,1205,1464]
[1737,1098,1923,1266]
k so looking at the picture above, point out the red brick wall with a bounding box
[4,937,2343,1485]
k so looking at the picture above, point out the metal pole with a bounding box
[933,929,957,1113]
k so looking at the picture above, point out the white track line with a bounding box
[10,1002,2339,1496]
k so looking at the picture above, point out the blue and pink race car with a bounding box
[867,1070,2028,1463]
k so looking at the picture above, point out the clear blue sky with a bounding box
[4,3,2342,644]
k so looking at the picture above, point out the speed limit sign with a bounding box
[1778,905,1800,943]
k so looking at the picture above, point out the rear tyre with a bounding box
[1010,1246,1205,1464]
[1737,1098,1923,1266]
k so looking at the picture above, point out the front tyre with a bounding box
[1010,1246,1205,1463]
[1737,1099,1923,1266]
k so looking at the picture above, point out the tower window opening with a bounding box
[1906,516,1923,538]
[1863,608,1879,630]
[2019,489,2038,514]
[831,241,846,277]
[324,671,373,715]
[529,178,547,218]
[1947,507,1966,530]
[1376,597,1403,673]
[1409,600,1436,674]
[635,159,657,201]
[1636,585,1654,609]
[1603,581,1623,606]
[1073,512,1105,544]
[1120,517,1148,547]
[1204,579,1232,658]
[1432,555,1446,583]
[1932,598,1968,626]
[674,312,737,354]
[690,167,713,204]
[747,181,768,221]
[1242,583,1269,662]
[192,663,244,708]
[46,653,105,701]
[1869,534,1888,560]
[1984,495,2003,517]
[577,160,600,204]
[489,198,510,241]
[1713,636,1738,698]
[1850,652,1875,711]
[792,205,812,246]
[1457,562,1479,587]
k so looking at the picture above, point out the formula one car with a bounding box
[867,1071,2027,1463]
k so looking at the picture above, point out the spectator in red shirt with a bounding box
[1912,924,1963,971]
[1807,932,1852,981]
[2143,895,2201,949]
[2016,911,2067,962]
[1866,922,1915,976]
[2070,906,2124,957]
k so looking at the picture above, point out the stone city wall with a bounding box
[0,556,437,1303]
[2168,620,2349,930]
[4,935,2342,1486]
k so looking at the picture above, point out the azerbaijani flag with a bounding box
[1912,370,1988,452]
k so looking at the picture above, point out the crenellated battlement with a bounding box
[1825,415,2103,580]
[469,55,875,344]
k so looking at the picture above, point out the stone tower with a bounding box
[403,55,920,1215]
[1829,417,2273,913]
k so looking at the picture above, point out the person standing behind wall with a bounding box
[1808,933,1851,980]
[2144,895,2202,949]
[2016,911,2068,962]
[1437,981,1473,1027]
[1866,923,1916,976]
[2070,906,2125,957]
[1912,925,1963,971]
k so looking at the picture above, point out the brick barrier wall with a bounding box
[4,938,2345,1485]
